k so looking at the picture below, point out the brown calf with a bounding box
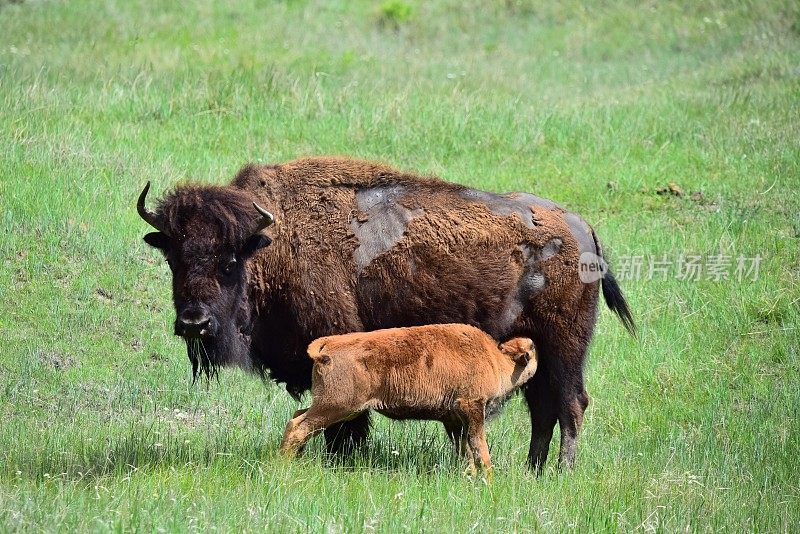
[280,324,538,477]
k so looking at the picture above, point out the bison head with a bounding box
[138,182,274,382]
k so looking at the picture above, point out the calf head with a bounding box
[138,182,274,382]
[499,337,538,387]
[499,337,535,363]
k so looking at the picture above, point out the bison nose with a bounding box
[175,315,212,338]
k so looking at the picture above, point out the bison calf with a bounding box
[280,324,537,477]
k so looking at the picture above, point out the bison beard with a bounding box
[185,323,251,385]
[186,337,217,385]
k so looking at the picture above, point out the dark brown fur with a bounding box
[139,156,635,470]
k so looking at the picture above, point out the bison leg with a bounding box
[526,317,594,471]
[523,366,559,472]
[551,311,595,470]
[557,377,590,469]
[323,411,371,456]
[524,268,599,472]
[525,353,592,471]
[442,418,472,463]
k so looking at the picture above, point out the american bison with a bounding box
[280,324,538,479]
[137,156,634,470]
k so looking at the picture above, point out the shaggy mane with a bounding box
[232,156,468,194]
[156,185,260,247]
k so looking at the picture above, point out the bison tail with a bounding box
[591,228,637,339]
[601,269,637,338]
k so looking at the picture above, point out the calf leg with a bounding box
[281,409,313,457]
[457,399,492,482]
[281,405,360,458]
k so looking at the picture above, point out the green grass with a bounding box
[1,0,799,531]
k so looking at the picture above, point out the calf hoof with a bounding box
[482,467,494,486]
[463,460,477,479]
[279,443,304,459]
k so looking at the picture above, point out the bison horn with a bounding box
[252,202,275,232]
[137,181,170,235]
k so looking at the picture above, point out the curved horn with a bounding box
[137,182,170,235]
[252,202,275,233]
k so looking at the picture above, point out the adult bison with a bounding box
[137,156,635,470]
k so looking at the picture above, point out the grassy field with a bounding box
[1,0,799,531]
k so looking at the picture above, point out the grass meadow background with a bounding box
[1,0,799,531]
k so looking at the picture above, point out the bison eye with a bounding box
[221,257,237,276]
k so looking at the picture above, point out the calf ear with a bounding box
[241,234,272,257]
[499,338,534,358]
[519,338,534,352]
[501,342,529,363]
[143,232,170,251]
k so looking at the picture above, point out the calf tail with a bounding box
[591,228,637,339]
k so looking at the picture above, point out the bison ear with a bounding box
[143,232,170,251]
[241,234,272,257]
